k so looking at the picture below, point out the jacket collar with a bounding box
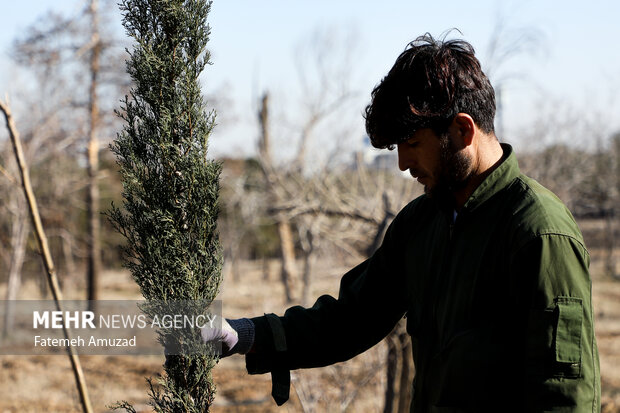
[461,143,520,213]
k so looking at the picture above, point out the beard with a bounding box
[424,134,473,207]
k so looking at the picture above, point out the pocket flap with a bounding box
[555,297,582,364]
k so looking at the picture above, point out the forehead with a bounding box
[405,128,440,142]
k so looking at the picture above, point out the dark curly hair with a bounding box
[364,33,496,149]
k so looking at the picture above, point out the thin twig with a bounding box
[0,163,18,185]
[0,97,93,413]
[270,204,383,225]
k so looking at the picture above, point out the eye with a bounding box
[407,141,419,148]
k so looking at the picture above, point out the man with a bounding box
[205,34,601,412]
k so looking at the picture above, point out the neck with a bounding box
[453,137,503,211]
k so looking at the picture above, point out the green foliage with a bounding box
[109,0,221,410]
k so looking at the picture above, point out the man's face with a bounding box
[397,128,472,200]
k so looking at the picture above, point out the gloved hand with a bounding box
[201,317,239,356]
[201,317,255,357]
[165,317,254,369]
[165,317,250,368]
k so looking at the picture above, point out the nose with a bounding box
[397,143,411,172]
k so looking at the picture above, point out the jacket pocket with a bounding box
[553,296,582,377]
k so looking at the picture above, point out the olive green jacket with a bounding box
[247,144,601,412]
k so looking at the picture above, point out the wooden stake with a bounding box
[0,97,94,413]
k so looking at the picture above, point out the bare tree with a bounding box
[85,0,103,306]
[1,169,29,338]
[257,92,299,302]
[11,0,127,303]
[483,8,545,139]
[383,320,414,413]
[219,158,267,282]
[612,132,620,278]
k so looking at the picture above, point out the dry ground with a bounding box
[0,252,619,412]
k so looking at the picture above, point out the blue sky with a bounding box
[1,0,619,158]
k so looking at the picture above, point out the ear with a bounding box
[451,113,476,147]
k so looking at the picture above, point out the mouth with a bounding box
[410,171,431,187]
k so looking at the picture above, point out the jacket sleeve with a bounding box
[510,233,600,412]
[245,212,411,403]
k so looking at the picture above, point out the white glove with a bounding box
[201,317,239,354]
